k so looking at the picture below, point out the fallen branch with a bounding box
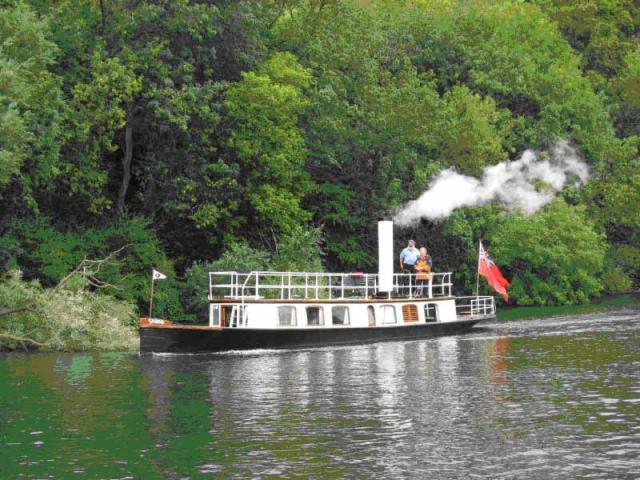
[0,333,46,349]
[56,244,131,290]
[0,305,34,317]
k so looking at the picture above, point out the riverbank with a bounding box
[496,293,640,322]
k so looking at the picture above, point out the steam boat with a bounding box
[139,221,496,353]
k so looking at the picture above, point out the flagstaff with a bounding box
[149,269,167,321]
[476,239,481,299]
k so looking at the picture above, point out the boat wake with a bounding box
[148,348,283,358]
[462,307,640,342]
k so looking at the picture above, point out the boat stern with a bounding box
[455,296,496,321]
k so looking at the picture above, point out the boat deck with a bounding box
[139,318,221,330]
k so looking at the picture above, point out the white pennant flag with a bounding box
[152,269,167,280]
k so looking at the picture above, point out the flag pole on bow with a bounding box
[149,269,167,320]
[475,239,481,299]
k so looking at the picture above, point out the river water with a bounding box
[1,303,639,479]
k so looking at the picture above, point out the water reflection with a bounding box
[489,336,509,384]
[1,305,639,478]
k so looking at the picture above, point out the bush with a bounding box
[271,225,324,272]
[488,199,607,305]
[607,245,640,286]
[0,216,173,309]
[601,268,633,295]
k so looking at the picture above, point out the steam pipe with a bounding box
[378,220,394,294]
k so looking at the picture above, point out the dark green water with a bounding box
[1,304,639,479]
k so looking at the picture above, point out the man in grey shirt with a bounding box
[399,240,420,273]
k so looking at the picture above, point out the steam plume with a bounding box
[394,141,589,226]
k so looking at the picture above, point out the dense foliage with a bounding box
[1,0,639,346]
[0,271,138,351]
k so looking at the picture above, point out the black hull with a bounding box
[139,318,488,354]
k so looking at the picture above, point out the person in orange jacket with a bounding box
[415,247,433,297]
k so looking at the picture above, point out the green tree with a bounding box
[488,199,607,305]
[414,1,615,163]
[224,52,314,236]
[440,86,510,176]
[56,0,225,216]
[532,0,640,78]
[0,0,62,196]
[274,4,448,268]
[611,46,640,138]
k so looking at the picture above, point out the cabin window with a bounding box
[307,306,324,326]
[210,305,220,327]
[367,306,376,327]
[278,306,297,327]
[402,304,418,323]
[332,306,350,325]
[381,305,397,324]
[425,303,438,322]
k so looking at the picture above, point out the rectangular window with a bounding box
[425,304,438,322]
[381,305,397,324]
[278,306,297,327]
[332,306,350,325]
[402,304,418,323]
[210,305,220,327]
[306,306,324,326]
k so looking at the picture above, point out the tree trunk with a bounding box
[116,122,133,216]
[99,0,106,30]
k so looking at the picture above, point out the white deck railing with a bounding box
[455,296,496,318]
[208,271,453,302]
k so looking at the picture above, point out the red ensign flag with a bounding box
[478,241,510,301]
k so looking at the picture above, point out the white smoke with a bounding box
[394,141,589,226]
